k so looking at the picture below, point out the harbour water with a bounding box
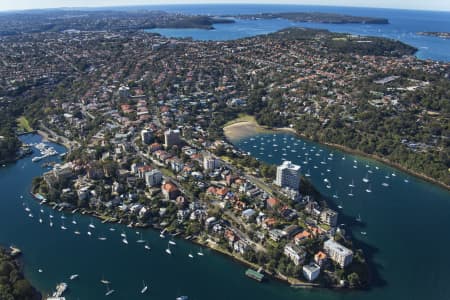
[145,4,450,62]
[1,132,450,299]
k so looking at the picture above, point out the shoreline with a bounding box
[223,120,450,191]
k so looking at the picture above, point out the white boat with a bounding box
[141,281,148,294]
[61,215,66,220]
[89,219,95,229]
[122,238,128,245]
[39,217,43,224]
[70,274,79,280]
[392,172,397,177]
[109,227,116,232]
[361,231,367,236]
[305,169,311,177]
[338,176,343,180]
[87,231,92,236]
[105,285,115,296]
[144,244,151,250]
[49,220,53,227]
[40,209,44,213]
[120,231,126,238]
[197,249,204,256]
[338,205,343,209]
[348,188,354,197]
[38,269,43,273]
[25,207,31,212]
[49,214,54,218]
[100,277,110,285]
[382,182,389,187]
[348,180,355,187]
[362,173,369,183]
[74,231,81,235]
[356,214,362,222]
[136,233,145,243]
[72,217,77,225]
[332,191,339,199]
[165,246,172,255]
[169,240,176,245]
[61,221,67,230]
[188,253,194,258]
[176,296,188,300]
[366,185,372,193]
[404,178,409,183]
[98,237,107,241]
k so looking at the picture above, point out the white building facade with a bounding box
[275,161,301,190]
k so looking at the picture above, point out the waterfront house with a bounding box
[303,263,321,281]
[324,239,353,268]
[284,243,306,266]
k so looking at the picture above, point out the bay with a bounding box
[1,131,449,299]
[145,4,450,62]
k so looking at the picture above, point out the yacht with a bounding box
[39,217,43,224]
[69,274,79,280]
[362,173,370,183]
[169,240,176,245]
[404,178,409,183]
[61,222,67,230]
[120,231,126,238]
[136,233,145,243]
[105,285,115,296]
[197,248,204,256]
[122,238,128,245]
[98,236,107,241]
[87,231,92,236]
[141,281,148,294]
[71,217,77,225]
[49,219,53,227]
[365,185,372,193]
[40,209,44,213]
[348,180,355,188]
[109,227,116,232]
[74,231,81,235]
[89,219,95,229]
[188,253,194,258]
[165,243,172,255]
[25,206,31,212]
[338,176,343,180]
[144,243,151,250]
[100,277,110,285]
[392,172,397,177]
[348,188,354,197]
[382,182,389,187]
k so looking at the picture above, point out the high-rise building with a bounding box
[275,161,301,190]
[145,169,162,187]
[141,129,153,145]
[203,153,220,171]
[164,129,181,148]
[323,239,353,268]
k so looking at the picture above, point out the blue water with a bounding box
[145,4,450,62]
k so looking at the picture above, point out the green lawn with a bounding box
[17,116,33,132]
[223,113,257,127]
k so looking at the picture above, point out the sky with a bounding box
[1,0,449,12]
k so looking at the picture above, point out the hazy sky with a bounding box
[1,0,450,12]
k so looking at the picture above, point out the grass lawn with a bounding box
[223,113,257,127]
[17,116,33,132]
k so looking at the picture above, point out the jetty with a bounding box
[245,268,264,282]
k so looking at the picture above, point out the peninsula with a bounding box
[225,12,389,24]
[0,7,449,294]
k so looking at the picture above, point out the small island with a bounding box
[417,31,450,39]
[225,12,389,24]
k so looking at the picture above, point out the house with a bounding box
[242,208,256,222]
[161,181,180,200]
[282,225,302,239]
[233,239,250,255]
[145,169,162,187]
[284,243,306,266]
[314,251,328,266]
[303,263,320,281]
[294,230,311,245]
[269,229,286,242]
[266,197,280,210]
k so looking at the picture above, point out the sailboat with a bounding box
[120,231,126,238]
[365,184,372,193]
[356,214,362,222]
[74,230,81,235]
[87,231,92,236]
[348,179,355,188]
[141,281,148,294]
[332,191,339,199]
[348,188,354,197]
[61,221,67,230]
[25,206,31,212]
[69,274,79,280]
[109,227,116,232]
[89,219,95,229]
[100,276,110,285]
[169,239,176,245]
[188,253,194,258]
[71,217,77,225]
[105,284,115,296]
[382,182,389,187]
[144,243,151,250]
[136,233,145,244]
[49,218,53,227]
[39,216,43,223]
[61,215,66,220]
[305,169,311,177]
[122,238,128,245]
[98,235,107,241]
[362,173,370,183]
[165,243,172,255]
[160,229,166,238]
[197,248,204,256]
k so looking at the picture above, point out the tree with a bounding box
[347,272,361,288]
